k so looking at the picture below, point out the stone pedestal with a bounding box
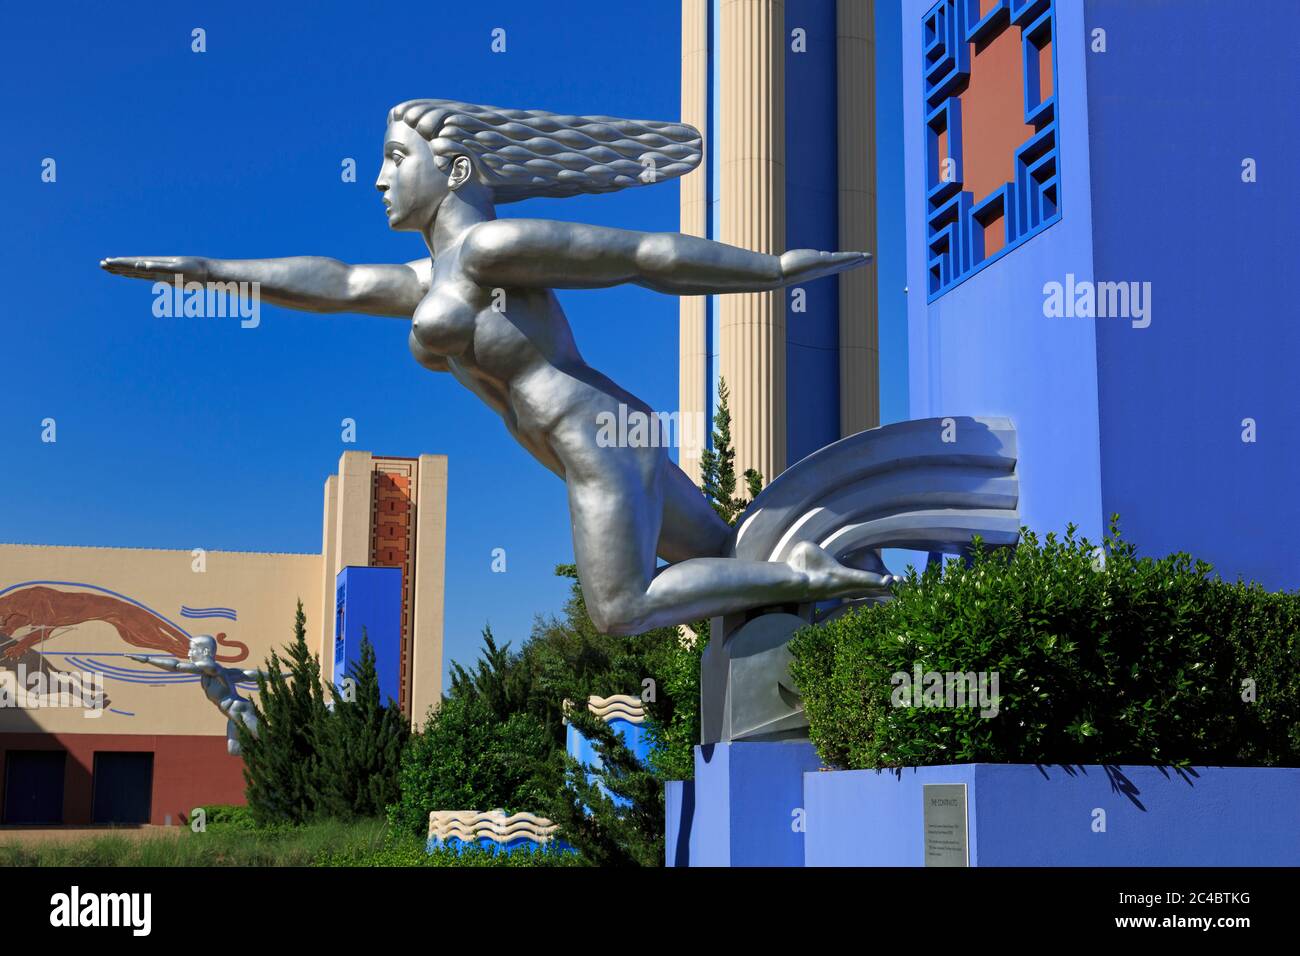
[665,741,822,867]
[802,764,1300,866]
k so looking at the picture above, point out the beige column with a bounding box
[720,0,787,481]
[333,450,373,575]
[330,451,371,685]
[318,474,339,675]
[410,454,448,730]
[679,0,710,485]
[837,0,880,434]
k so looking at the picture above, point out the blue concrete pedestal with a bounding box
[803,764,1300,866]
[665,741,822,867]
[667,752,1300,866]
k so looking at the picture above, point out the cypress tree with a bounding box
[313,631,408,819]
[698,378,764,524]
[238,599,328,824]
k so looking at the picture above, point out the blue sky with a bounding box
[0,1,906,683]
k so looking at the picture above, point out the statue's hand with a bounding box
[779,249,870,285]
[100,256,210,282]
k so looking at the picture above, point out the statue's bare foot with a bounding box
[787,541,895,599]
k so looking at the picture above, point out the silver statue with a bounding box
[129,635,266,755]
[102,99,893,634]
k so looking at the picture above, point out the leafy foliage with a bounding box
[312,632,409,820]
[790,520,1300,769]
[698,378,763,524]
[521,568,679,747]
[643,380,759,778]
[386,569,694,861]
[386,693,556,838]
[238,600,328,825]
[544,709,665,867]
[642,619,707,781]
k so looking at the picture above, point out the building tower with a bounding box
[679,0,879,483]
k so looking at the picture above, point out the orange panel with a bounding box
[1038,39,1053,99]
[982,211,1006,259]
[960,23,1034,204]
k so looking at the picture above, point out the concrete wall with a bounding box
[1084,0,1299,588]
[904,0,1104,542]
[0,543,322,737]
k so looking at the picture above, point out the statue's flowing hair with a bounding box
[388,99,702,204]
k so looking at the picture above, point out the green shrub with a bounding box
[386,695,555,838]
[317,836,581,867]
[194,804,258,830]
[789,521,1300,770]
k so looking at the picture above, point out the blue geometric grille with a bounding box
[924,0,1060,300]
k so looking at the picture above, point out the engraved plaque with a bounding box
[923,783,969,867]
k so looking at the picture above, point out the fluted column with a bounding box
[720,0,787,482]
[837,0,879,434]
[679,0,710,484]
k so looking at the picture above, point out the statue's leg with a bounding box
[568,445,891,634]
[655,463,733,561]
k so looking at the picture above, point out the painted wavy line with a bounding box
[59,654,257,688]
[181,606,237,620]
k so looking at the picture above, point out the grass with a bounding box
[0,818,581,867]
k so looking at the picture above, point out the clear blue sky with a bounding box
[0,1,906,684]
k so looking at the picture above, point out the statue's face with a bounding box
[376,122,450,232]
[189,636,216,663]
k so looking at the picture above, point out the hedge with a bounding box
[789,522,1300,770]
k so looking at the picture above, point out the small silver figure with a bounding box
[129,635,266,755]
[103,99,891,635]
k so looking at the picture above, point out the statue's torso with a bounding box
[408,242,641,477]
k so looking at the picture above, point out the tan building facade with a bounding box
[679,0,879,483]
[0,450,446,826]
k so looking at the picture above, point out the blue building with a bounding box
[903,0,1297,587]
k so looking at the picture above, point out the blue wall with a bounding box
[1085,0,1299,589]
[904,0,1105,543]
[785,0,843,464]
[804,764,1300,866]
[666,741,821,866]
[904,0,1299,588]
[333,566,403,707]
[566,717,653,809]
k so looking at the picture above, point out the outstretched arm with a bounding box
[128,653,200,674]
[101,256,431,318]
[460,220,869,295]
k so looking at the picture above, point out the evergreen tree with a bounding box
[643,378,762,778]
[387,644,556,838]
[312,631,408,820]
[520,565,678,746]
[447,625,528,720]
[546,708,664,867]
[238,600,328,825]
[698,378,764,524]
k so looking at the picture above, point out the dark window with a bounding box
[2,750,66,824]
[91,751,154,824]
